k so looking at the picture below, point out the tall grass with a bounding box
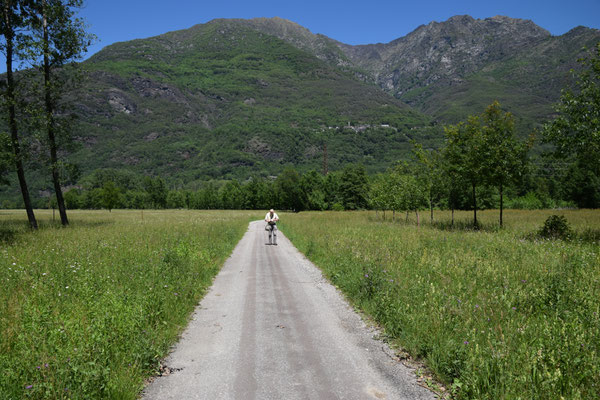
[0,210,256,399]
[280,210,600,399]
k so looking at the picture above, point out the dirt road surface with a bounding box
[142,221,435,400]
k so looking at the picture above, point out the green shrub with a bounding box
[331,202,345,211]
[538,214,572,240]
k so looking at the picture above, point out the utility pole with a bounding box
[322,142,328,176]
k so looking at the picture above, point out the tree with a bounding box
[101,180,120,212]
[143,176,167,209]
[300,170,326,211]
[166,190,186,209]
[443,116,487,227]
[543,43,600,207]
[338,164,369,210]
[400,173,427,226]
[368,173,390,218]
[481,101,530,226]
[412,142,445,222]
[27,0,92,225]
[63,187,80,209]
[275,167,305,211]
[0,0,38,229]
[220,180,244,209]
[242,177,274,210]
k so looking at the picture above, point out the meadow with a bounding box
[0,209,257,399]
[280,210,600,399]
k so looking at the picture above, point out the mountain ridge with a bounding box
[1,14,600,205]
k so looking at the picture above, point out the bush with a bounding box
[538,215,572,240]
[331,202,345,211]
[506,192,544,210]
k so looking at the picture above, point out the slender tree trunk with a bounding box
[3,3,38,229]
[416,210,420,227]
[472,182,478,228]
[499,182,503,228]
[405,210,409,222]
[392,209,395,221]
[451,207,455,227]
[42,2,68,226]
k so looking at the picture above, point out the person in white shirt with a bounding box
[265,209,279,245]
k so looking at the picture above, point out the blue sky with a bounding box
[2,0,599,71]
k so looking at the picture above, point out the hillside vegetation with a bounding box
[1,15,599,206]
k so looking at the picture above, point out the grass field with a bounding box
[0,209,257,399]
[279,209,600,399]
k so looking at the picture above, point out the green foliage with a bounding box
[0,210,254,399]
[281,210,600,399]
[100,181,120,212]
[543,43,600,208]
[543,43,600,170]
[0,132,11,185]
[143,176,167,209]
[537,215,573,240]
[338,164,369,210]
[275,166,305,211]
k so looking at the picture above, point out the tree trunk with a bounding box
[416,210,420,227]
[405,210,409,222]
[451,207,454,227]
[472,182,478,228]
[392,209,395,221]
[499,182,503,228]
[3,3,38,229]
[42,1,68,226]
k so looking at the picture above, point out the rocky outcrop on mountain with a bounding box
[338,15,552,96]
[214,15,599,125]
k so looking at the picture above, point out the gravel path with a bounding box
[142,220,435,400]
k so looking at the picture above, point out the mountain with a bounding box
[341,15,600,129]
[1,15,599,204]
[71,18,431,185]
[245,15,600,130]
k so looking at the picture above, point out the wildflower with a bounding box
[512,307,516,311]
[364,274,369,278]
[464,341,469,345]
[25,385,33,389]
[475,304,480,309]
[174,293,178,296]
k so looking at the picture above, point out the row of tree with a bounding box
[1,0,91,229]
[370,43,600,227]
[58,165,370,212]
